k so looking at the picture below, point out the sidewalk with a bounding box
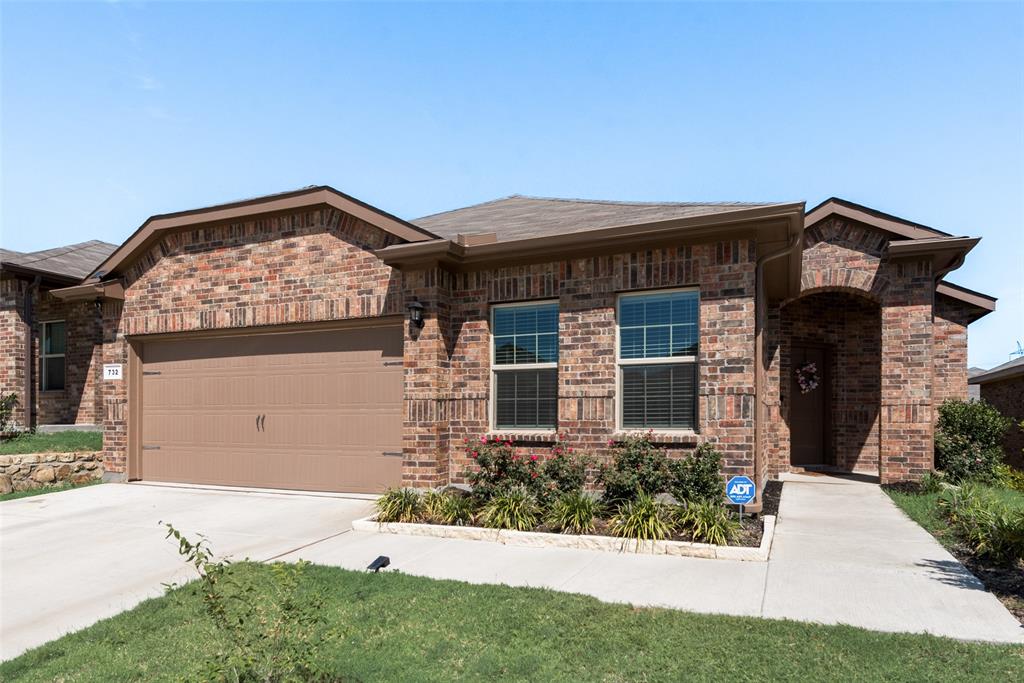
[280,474,1024,644]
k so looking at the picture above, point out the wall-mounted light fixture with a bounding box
[406,300,425,329]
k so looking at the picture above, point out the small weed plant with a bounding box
[162,522,331,682]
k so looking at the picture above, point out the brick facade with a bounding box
[0,274,103,430]
[19,203,982,492]
[979,376,1024,470]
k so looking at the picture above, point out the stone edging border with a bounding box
[352,514,776,562]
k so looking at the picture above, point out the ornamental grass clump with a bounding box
[938,483,1024,566]
[480,486,539,531]
[437,492,476,526]
[547,491,601,535]
[677,501,740,546]
[610,492,675,545]
[376,487,423,523]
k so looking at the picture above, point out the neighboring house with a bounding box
[5,187,996,504]
[967,366,986,400]
[1,241,116,430]
[968,358,1024,469]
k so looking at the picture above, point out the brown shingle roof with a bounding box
[413,195,790,242]
[1,240,118,280]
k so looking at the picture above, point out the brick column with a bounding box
[100,300,128,478]
[879,261,934,483]
[401,266,453,488]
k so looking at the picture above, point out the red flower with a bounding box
[530,455,538,462]
[512,455,519,461]
[531,472,538,479]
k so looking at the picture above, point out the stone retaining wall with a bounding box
[0,451,103,494]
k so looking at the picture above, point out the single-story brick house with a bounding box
[1,240,116,429]
[969,358,1024,469]
[4,187,996,505]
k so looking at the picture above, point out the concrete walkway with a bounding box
[281,473,1024,644]
[0,483,373,660]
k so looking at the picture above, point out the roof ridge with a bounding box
[15,240,116,266]
[512,195,785,208]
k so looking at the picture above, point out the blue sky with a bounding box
[2,1,1021,368]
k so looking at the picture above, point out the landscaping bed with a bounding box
[3,562,1021,682]
[373,434,779,558]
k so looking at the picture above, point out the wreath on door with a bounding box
[795,361,820,394]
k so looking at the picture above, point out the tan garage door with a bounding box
[139,324,404,493]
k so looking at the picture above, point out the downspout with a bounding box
[753,236,799,507]
[23,275,41,430]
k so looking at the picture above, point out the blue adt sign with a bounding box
[726,476,756,505]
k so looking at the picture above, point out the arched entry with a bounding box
[780,290,882,474]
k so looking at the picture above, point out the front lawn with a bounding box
[3,563,1022,682]
[0,430,102,455]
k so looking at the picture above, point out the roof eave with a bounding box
[88,186,440,281]
[0,262,81,286]
[968,362,1024,385]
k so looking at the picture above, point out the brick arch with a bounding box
[796,268,890,304]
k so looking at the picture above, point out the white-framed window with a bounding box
[617,288,698,430]
[491,301,558,431]
[41,320,67,392]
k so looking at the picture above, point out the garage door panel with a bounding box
[139,324,404,493]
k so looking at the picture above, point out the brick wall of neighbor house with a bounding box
[763,217,936,483]
[0,275,28,428]
[33,292,103,426]
[979,377,1024,470]
[441,241,757,485]
[932,294,973,405]
[100,207,405,474]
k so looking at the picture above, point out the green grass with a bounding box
[0,478,102,502]
[0,430,102,455]
[886,485,1024,549]
[2,564,1022,682]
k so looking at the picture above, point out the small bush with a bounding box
[437,492,476,526]
[463,436,591,508]
[376,488,423,523]
[547,491,601,534]
[0,393,18,435]
[994,464,1024,493]
[610,492,675,544]
[937,483,1024,566]
[543,442,591,495]
[935,400,1012,483]
[598,432,673,505]
[677,501,739,546]
[669,443,724,503]
[480,486,539,531]
[919,470,946,494]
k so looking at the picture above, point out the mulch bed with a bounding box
[760,480,783,517]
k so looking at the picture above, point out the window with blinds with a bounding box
[618,290,698,430]
[41,321,67,392]
[492,302,558,430]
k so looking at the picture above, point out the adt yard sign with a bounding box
[726,476,756,505]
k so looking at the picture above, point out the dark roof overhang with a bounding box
[378,202,806,296]
[805,197,953,239]
[88,185,439,280]
[968,359,1024,385]
[0,261,80,287]
[50,279,125,303]
[935,280,996,322]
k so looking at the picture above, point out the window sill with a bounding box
[612,431,700,446]
[486,431,559,444]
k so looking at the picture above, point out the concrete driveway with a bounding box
[0,483,372,660]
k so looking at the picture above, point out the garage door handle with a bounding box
[256,414,266,432]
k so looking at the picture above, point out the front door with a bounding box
[790,346,830,467]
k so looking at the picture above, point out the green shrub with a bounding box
[610,492,675,544]
[994,463,1024,493]
[598,432,673,505]
[480,486,539,531]
[376,488,423,523]
[463,436,591,508]
[919,470,946,494]
[547,491,601,534]
[437,492,476,526]
[677,501,739,546]
[935,400,1012,483]
[0,393,18,435]
[669,443,724,503]
[937,483,1024,566]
